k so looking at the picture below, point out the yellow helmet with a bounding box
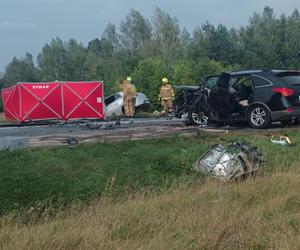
[162,77,168,84]
[127,76,132,82]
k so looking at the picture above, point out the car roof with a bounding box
[105,92,145,99]
[229,69,300,76]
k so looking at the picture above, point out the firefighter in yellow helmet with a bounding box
[159,77,174,115]
[122,77,137,117]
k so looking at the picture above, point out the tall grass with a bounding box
[1,170,300,249]
[0,136,208,214]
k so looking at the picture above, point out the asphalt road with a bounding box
[0,117,183,137]
[0,117,186,150]
[0,117,298,150]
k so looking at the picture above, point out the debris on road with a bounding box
[66,137,78,146]
[194,142,263,182]
[270,135,292,146]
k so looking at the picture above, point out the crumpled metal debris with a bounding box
[270,135,292,146]
[194,142,263,182]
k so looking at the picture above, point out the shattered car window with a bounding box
[252,76,271,87]
[204,76,219,89]
[104,93,122,106]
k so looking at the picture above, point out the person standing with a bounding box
[122,77,137,117]
[159,77,174,115]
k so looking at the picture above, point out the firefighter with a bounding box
[122,77,137,117]
[159,77,174,115]
[126,76,137,115]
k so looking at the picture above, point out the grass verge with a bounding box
[1,170,300,249]
[1,130,300,215]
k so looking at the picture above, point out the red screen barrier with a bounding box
[2,81,104,122]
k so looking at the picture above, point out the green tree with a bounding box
[199,22,237,65]
[192,59,230,84]
[172,60,194,84]
[283,9,300,68]
[120,9,152,51]
[37,37,68,81]
[189,27,208,60]
[153,7,182,62]
[131,58,172,109]
[85,38,114,79]
[103,23,120,50]
[65,39,87,80]
[4,53,37,86]
[239,7,281,68]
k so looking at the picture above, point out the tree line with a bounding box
[1,6,300,110]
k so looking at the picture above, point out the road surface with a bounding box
[0,117,298,150]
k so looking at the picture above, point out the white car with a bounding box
[104,92,150,117]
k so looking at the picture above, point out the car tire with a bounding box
[247,105,271,129]
[187,107,208,126]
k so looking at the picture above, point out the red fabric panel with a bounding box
[63,81,104,120]
[1,81,104,122]
[2,86,17,120]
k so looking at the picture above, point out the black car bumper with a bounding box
[271,108,300,121]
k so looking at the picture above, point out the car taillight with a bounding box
[272,87,295,97]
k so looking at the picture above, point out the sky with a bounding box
[0,0,299,73]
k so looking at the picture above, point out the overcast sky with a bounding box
[0,0,299,73]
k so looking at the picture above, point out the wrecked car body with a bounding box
[104,92,150,117]
[174,75,219,126]
[174,85,208,126]
[194,142,263,182]
[175,69,300,128]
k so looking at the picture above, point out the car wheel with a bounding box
[187,108,208,126]
[247,105,271,129]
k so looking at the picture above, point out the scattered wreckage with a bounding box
[194,142,263,182]
[270,135,292,146]
[175,69,300,129]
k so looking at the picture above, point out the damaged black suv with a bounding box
[175,69,300,129]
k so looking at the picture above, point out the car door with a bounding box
[210,73,231,117]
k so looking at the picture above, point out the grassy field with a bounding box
[1,130,300,249]
[0,136,208,214]
[1,170,300,249]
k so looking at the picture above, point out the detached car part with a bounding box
[194,142,263,182]
[270,135,292,145]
